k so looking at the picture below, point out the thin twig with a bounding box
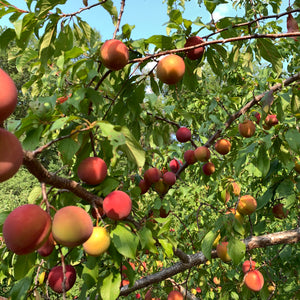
[113,0,126,39]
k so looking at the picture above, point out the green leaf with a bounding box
[169,9,183,24]
[206,47,223,76]
[22,126,44,151]
[256,39,282,73]
[201,230,218,260]
[204,0,227,14]
[82,256,99,289]
[256,144,270,177]
[14,253,37,280]
[28,186,42,204]
[285,128,300,154]
[158,238,174,258]
[9,267,35,300]
[119,126,145,168]
[57,136,81,165]
[227,238,245,265]
[138,227,158,254]
[100,272,121,300]
[111,224,139,259]
[257,188,273,210]
[101,0,118,25]
[145,35,173,50]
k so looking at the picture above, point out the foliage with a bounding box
[0,0,300,299]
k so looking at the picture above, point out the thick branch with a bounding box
[23,151,103,205]
[119,228,300,296]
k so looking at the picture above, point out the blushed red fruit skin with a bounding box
[184,36,205,60]
[138,179,150,194]
[0,128,23,183]
[144,167,162,185]
[237,195,257,215]
[77,157,107,185]
[3,204,51,255]
[103,190,132,220]
[242,260,256,273]
[194,146,210,162]
[37,232,55,257]
[163,171,177,186]
[244,270,264,292]
[184,150,197,165]
[272,203,289,219]
[100,39,129,71]
[215,139,231,155]
[216,241,231,263]
[203,162,215,175]
[169,159,182,173]
[254,112,261,124]
[0,68,18,123]
[156,54,185,85]
[176,127,191,143]
[238,120,256,138]
[265,114,278,127]
[52,206,93,247]
[167,290,184,300]
[48,265,76,293]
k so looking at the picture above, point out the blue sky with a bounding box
[1,0,291,41]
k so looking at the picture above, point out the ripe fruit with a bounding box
[242,260,256,273]
[100,39,129,71]
[163,171,177,186]
[203,162,215,175]
[254,112,261,124]
[169,159,182,173]
[244,270,264,292]
[167,290,184,300]
[0,128,23,183]
[237,195,257,215]
[238,119,256,138]
[91,205,104,219]
[184,36,205,60]
[83,226,111,256]
[3,204,51,255]
[176,127,191,143]
[156,54,185,85]
[272,203,289,219]
[77,157,107,185]
[264,114,278,129]
[103,190,132,220]
[37,232,55,257]
[48,265,76,293]
[194,146,210,162]
[138,179,150,194]
[215,139,231,155]
[216,241,231,263]
[184,150,197,165]
[231,181,241,196]
[52,206,93,247]
[0,68,18,123]
[144,167,162,185]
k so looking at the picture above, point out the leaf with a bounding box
[257,188,273,210]
[227,238,245,265]
[101,0,118,25]
[285,128,300,154]
[145,35,173,50]
[57,136,81,165]
[262,91,274,113]
[255,144,270,177]
[204,0,227,14]
[206,47,223,76]
[9,267,35,300]
[256,39,282,73]
[28,186,42,204]
[111,224,139,259]
[14,253,37,280]
[100,272,121,300]
[22,126,44,151]
[201,230,218,260]
[82,256,99,289]
[138,227,158,254]
[158,238,174,258]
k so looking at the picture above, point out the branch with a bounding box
[22,151,103,205]
[113,0,126,39]
[119,228,300,296]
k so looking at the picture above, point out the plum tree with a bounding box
[3,204,51,255]
[244,270,264,292]
[202,162,215,175]
[0,68,18,123]
[175,127,191,143]
[184,36,205,60]
[167,290,184,300]
[214,139,231,155]
[52,206,93,247]
[194,146,211,162]
[156,54,185,84]
[184,149,197,165]
[77,156,108,185]
[238,119,256,138]
[47,265,77,293]
[169,159,181,173]
[103,190,132,220]
[163,171,177,186]
[83,226,111,256]
[0,128,23,183]
[144,167,162,185]
[100,39,129,71]
[237,195,257,215]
